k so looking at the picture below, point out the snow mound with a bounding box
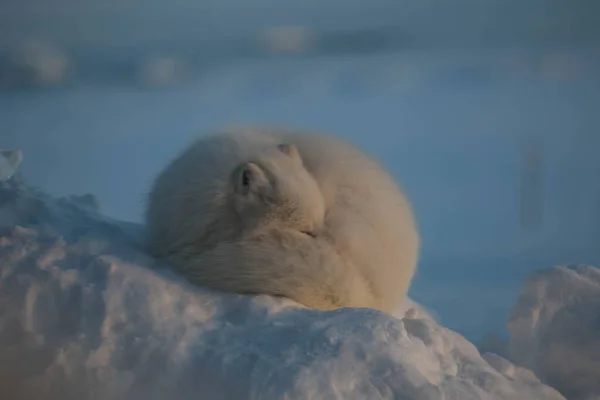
[0,177,565,400]
[0,150,23,182]
[508,265,600,400]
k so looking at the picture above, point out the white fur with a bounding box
[146,126,419,313]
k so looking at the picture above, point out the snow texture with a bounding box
[0,150,23,182]
[0,175,565,400]
[508,264,600,400]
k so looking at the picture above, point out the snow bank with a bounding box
[0,175,565,400]
[508,265,600,400]
[0,150,23,182]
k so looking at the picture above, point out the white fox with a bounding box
[146,126,419,313]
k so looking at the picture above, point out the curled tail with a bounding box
[166,230,378,311]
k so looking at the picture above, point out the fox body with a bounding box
[146,127,419,313]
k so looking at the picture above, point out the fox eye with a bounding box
[301,230,316,238]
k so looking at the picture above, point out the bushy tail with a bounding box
[165,231,379,311]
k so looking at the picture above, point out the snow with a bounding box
[508,264,600,400]
[0,150,23,182]
[0,174,566,400]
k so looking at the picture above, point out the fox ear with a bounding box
[277,143,302,164]
[232,162,269,195]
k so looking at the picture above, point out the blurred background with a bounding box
[1,0,599,343]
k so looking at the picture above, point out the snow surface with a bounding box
[0,150,23,182]
[0,174,567,400]
[508,264,600,400]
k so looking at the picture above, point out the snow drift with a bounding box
[508,264,600,400]
[0,174,565,400]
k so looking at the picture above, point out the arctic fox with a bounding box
[146,127,419,313]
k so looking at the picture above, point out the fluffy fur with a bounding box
[146,126,419,313]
